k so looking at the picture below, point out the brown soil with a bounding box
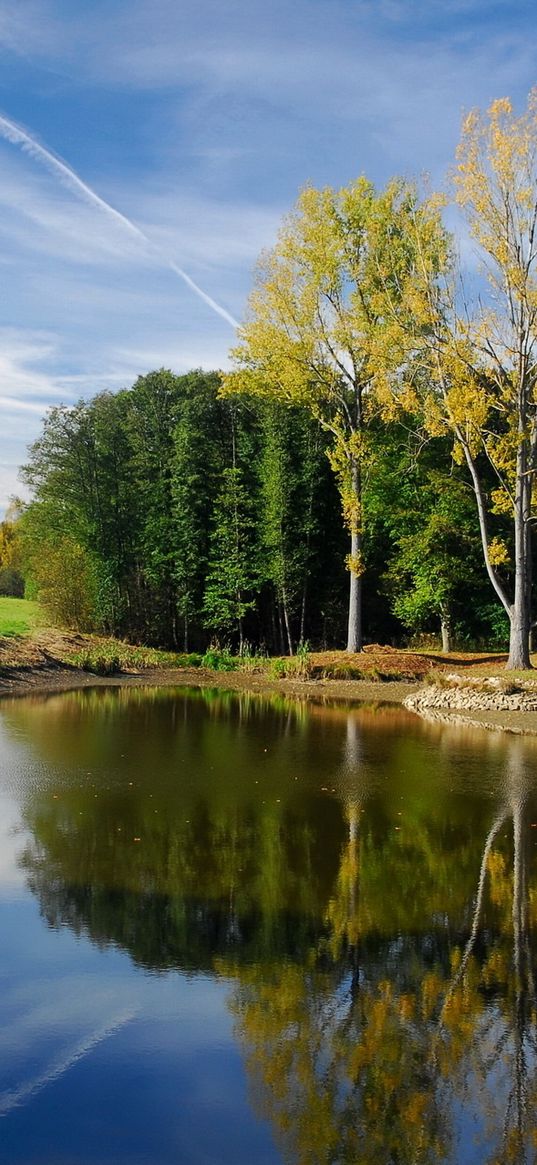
[305,648,510,679]
[1,632,536,734]
[0,631,426,703]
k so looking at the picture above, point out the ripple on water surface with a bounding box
[0,685,536,1164]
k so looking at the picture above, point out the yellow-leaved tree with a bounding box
[221,178,447,652]
[379,92,537,669]
[453,93,537,669]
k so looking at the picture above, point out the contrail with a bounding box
[0,112,239,330]
[0,1011,134,1117]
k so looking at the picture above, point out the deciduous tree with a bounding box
[380,93,537,668]
[222,178,447,651]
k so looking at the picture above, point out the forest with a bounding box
[5,366,505,655]
[5,93,537,664]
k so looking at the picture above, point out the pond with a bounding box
[1,684,536,1164]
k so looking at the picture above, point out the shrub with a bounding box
[200,645,238,672]
[174,653,203,668]
[28,537,98,631]
[70,651,121,676]
[0,567,24,597]
[268,642,312,680]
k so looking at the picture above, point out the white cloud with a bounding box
[0,0,63,57]
[0,330,70,398]
[0,0,534,519]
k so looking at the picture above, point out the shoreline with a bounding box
[0,661,417,707]
[3,660,537,736]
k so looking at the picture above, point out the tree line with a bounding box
[13,92,537,662]
[224,92,537,668]
[16,366,503,653]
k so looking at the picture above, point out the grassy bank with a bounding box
[0,597,531,691]
[0,596,43,636]
[2,601,537,736]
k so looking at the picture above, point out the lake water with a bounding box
[1,684,536,1164]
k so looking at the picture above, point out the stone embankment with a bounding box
[404,675,537,714]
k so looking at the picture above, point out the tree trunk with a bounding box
[183,613,189,653]
[346,543,362,653]
[299,581,307,647]
[460,435,531,670]
[170,596,179,649]
[507,452,532,670]
[508,600,531,670]
[440,606,452,654]
[299,441,316,647]
[281,586,293,655]
[346,457,363,653]
[276,600,285,655]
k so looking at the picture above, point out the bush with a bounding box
[0,567,24,597]
[174,653,203,668]
[66,642,202,675]
[70,650,121,676]
[200,645,238,672]
[28,537,98,631]
[238,642,269,672]
[268,642,312,679]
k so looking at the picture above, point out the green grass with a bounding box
[65,640,203,675]
[0,597,43,637]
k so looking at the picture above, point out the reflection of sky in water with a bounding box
[0,794,26,896]
[0,902,279,1164]
[2,687,537,1164]
[0,718,32,897]
[0,701,280,1165]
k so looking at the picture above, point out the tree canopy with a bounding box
[222,177,448,652]
[18,91,537,665]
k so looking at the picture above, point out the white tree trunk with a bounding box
[346,532,362,653]
[346,459,362,653]
[507,449,532,670]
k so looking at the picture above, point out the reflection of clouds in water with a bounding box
[0,976,136,1116]
[0,793,28,896]
[0,967,232,1120]
[0,708,51,896]
[0,704,96,897]
[0,1015,133,1117]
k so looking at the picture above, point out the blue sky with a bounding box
[0,0,536,509]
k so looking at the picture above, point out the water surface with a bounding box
[1,685,536,1164]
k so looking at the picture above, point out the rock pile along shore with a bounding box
[404,678,537,714]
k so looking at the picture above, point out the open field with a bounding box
[0,597,43,637]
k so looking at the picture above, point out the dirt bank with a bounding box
[2,631,537,734]
[0,657,417,707]
[0,630,424,705]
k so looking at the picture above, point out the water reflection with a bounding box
[1,687,537,1162]
[228,733,537,1165]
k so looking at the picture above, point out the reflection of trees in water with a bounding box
[228,733,537,1165]
[432,738,537,1164]
[227,714,451,1165]
[13,692,537,1163]
[20,790,340,970]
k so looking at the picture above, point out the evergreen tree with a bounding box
[203,465,259,651]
